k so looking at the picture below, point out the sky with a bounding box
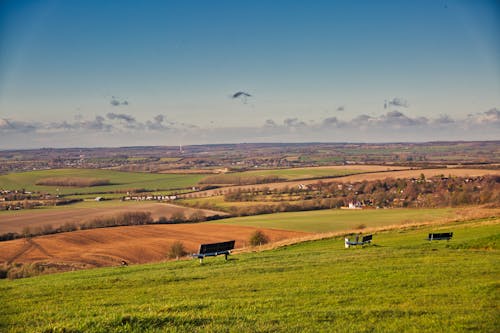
[0,0,499,149]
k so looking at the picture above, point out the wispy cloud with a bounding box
[110,96,129,107]
[2,109,499,148]
[146,115,174,130]
[388,97,409,108]
[283,118,307,128]
[384,97,409,109]
[467,108,500,125]
[0,118,38,132]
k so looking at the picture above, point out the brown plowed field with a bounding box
[0,202,227,234]
[0,224,308,269]
[184,168,500,198]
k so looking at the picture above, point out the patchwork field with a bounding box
[185,167,500,198]
[199,165,409,184]
[0,169,208,195]
[0,201,226,234]
[1,217,498,332]
[0,224,307,269]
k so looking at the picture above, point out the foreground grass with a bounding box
[0,169,208,195]
[1,218,498,332]
[212,208,463,233]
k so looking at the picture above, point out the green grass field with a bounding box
[200,167,370,184]
[0,169,208,195]
[1,218,498,332]
[211,208,462,233]
[180,195,287,211]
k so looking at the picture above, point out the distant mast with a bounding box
[179,143,183,154]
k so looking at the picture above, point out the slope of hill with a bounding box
[0,217,498,332]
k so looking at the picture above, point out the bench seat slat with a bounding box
[192,240,235,262]
[428,232,453,241]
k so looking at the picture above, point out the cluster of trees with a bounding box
[0,210,226,242]
[35,177,111,187]
[80,212,153,230]
[0,198,83,211]
[187,175,500,217]
[317,175,500,208]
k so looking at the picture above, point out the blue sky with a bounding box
[0,0,499,148]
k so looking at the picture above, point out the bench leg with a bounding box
[225,253,228,261]
[199,257,203,264]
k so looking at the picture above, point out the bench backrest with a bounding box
[199,240,235,254]
[362,234,372,243]
[428,232,453,239]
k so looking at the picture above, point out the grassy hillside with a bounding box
[0,169,208,194]
[1,218,498,332]
[211,208,464,233]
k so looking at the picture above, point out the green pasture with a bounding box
[159,157,182,162]
[1,218,498,332]
[180,195,285,211]
[212,208,461,233]
[0,169,208,195]
[201,167,370,184]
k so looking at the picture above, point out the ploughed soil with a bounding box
[0,224,308,270]
[0,202,227,234]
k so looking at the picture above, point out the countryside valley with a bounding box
[0,141,499,332]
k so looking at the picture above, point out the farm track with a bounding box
[6,238,53,264]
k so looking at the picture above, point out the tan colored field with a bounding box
[0,202,227,234]
[328,168,500,182]
[0,224,308,269]
[184,168,500,198]
[289,165,410,172]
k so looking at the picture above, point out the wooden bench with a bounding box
[345,234,372,248]
[192,240,235,263]
[427,232,453,241]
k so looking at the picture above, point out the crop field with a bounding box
[0,217,498,332]
[199,165,408,185]
[0,224,306,269]
[0,201,226,234]
[180,195,288,211]
[212,207,500,233]
[0,169,208,195]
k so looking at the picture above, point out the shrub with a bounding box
[157,216,169,224]
[249,230,269,246]
[170,211,186,223]
[0,265,8,279]
[167,241,187,260]
[189,210,206,222]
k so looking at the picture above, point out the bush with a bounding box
[167,241,187,260]
[170,211,186,223]
[249,230,269,246]
[0,266,8,279]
